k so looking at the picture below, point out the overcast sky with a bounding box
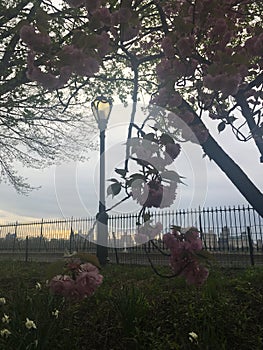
[0,102,262,224]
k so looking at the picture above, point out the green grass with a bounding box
[0,261,262,349]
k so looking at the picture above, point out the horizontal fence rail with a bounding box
[0,205,262,267]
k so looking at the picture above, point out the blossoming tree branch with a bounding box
[17,0,263,217]
[15,0,262,286]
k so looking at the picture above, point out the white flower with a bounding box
[0,328,11,338]
[35,282,42,290]
[2,314,10,324]
[25,318,37,330]
[0,298,6,305]
[52,310,59,319]
[189,331,198,343]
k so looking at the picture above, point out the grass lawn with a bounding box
[0,260,262,349]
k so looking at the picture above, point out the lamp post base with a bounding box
[96,210,109,266]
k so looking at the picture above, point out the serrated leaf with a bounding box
[159,133,175,145]
[115,168,127,177]
[107,182,122,197]
[125,137,140,147]
[126,174,145,187]
[129,173,146,180]
[218,121,226,133]
[227,116,237,124]
[143,133,155,141]
[130,157,152,168]
[161,170,182,182]
[107,178,119,183]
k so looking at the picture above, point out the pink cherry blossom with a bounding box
[92,7,112,26]
[26,52,72,90]
[165,143,181,161]
[85,0,101,13]
[134,233,148,244]
[20,25,51,52]
[177,36,194,58]
[61,45,100,76]
[112,7,133,25]
[65,0,85,8]
[181,263,209,286]
[49,261,103,300]
[161,36,175,58]
[49,275,75,298]
[167,92,183,108]
[163,227,208,286]
[156,59,173,81]
[96,32,111,57]
[76,263,103,298]
[210,18,227,37]
[132,180,177,209]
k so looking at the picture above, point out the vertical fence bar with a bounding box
[25,235,29,262]
[247,226,255,266]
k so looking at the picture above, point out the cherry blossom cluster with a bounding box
[20,23,109,90]
[163,227,209,286]
[165,111,209,145]
[131,178,177,209]
[49,258,103,300]
[108,127,183,210]
[130,132,182,209]
[19,1,142,90]
[134,221,163,244]
[151,0,262,142]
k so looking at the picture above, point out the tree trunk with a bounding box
[202,134,263,217]
[178,99,263,218]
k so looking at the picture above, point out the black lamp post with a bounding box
[91,96,112,265]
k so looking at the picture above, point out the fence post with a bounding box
[39,218,48,252]
[69,227,74,254]
[247,226,255,266]
[25,236,29,262]
[112,232,119,264]
[198,206,207,250]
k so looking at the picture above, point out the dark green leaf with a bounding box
[159,133,174,145]
[218,122,226,133]
[115,168,127,177]
[143,133,155,141]
[161,170,183,182]
[107,178,119,183]
[107,183,122,197]
[129,173,146,180]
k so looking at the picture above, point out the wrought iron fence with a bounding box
[0,205,262,267]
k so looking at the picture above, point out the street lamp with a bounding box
[91,96,112,265]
